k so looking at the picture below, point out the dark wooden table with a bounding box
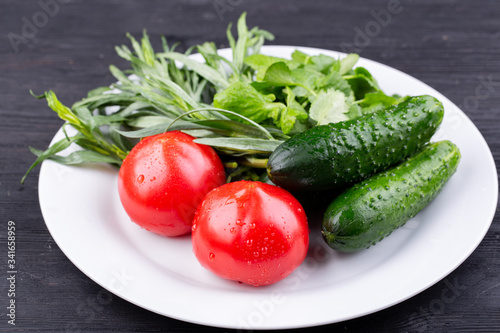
[1,0,499,332]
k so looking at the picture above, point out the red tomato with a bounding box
[117,131,226,237]
[192,181,309,286]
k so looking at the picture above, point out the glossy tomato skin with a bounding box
[192,181,309,286]
[118,131,226,237]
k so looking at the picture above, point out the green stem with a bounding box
[226,166,251,183]
[239,156,268,169]
[295,83,317,97]
[223,161,239,169]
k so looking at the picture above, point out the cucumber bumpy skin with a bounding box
[321,140,461,252]
[267,95,444,191]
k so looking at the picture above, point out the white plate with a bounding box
[38,46,498,330]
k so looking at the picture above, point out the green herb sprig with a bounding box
[24,12,403,183]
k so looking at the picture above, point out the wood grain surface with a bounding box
[1,0,499,332]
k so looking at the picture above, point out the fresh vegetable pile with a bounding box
[26,13,460,286]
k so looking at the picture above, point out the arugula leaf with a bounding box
[345,67,381,100]
[339,53,359,75]
[290,68,323,97]
[275,87,309,134]
[213,81,285,124]
[358,91,401,114]
[354,67,381,90]
[347,103,363,119]
[291,50,312,65]
[262,62,295,86]
[251,62,318,100]
[310,54,337,73]
[317,69,353,97]
[244,54,287,72]
[362,91,397,106]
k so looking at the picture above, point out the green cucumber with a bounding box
[321,140,461,252]
[267,95,444,191]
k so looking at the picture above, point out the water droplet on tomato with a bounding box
[137,175,145,184]
[261,247,268,254]
[297,208,302,213]
[249,223,256,229]
[208,253,215,261]
[192,224,197,231]
[230,227,236,234]
[253,251,260,257]
[236,220,245,226]
[286,235,292,240]
[246,239,253,247]
[225,198,236,205]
